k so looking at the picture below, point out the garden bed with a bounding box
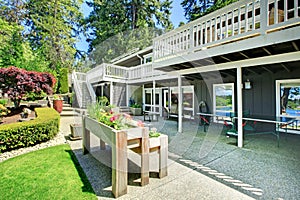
[1,107,36,125]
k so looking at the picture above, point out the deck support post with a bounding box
[178,75,183,133]
[152,80,156,112]
[237,66,243,147]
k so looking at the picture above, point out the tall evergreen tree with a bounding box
[85,0,173,63]
[0,0,26,24]
[25,0,84,70]
[181,0,238,22]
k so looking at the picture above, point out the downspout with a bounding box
[137,54,143,65]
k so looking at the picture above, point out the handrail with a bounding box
[72,71,83,108]
[86,78,96,104]
[153,0,300,61]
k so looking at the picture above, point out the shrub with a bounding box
[0,104,10,118]
[0,107,60,153]
[59,68,69,94]
[0,99,8,105]
[0,66,56,107]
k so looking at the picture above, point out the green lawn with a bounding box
[0,144,97,200]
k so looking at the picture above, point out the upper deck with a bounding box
[153,0,300,70]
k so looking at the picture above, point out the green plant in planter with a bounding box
[130,103,142,116]
[130,103,141,108]
[97,96,109,107]
[87,103,143,130]
[149,127,161,138]
[53,94,63,100]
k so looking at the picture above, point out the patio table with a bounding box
[234,115,296,147]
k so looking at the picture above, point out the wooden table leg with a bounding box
[159,135,168,178]
[112,131,128,198]
[141,128,149,186]
[82,117,90,155]
[100,139,106,150]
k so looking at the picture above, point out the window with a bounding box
[213,83,235,121]
[276,79,300,133]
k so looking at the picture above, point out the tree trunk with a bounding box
[281,88,291,114]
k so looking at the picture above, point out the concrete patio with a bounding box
[61,115,300,199]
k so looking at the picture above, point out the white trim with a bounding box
[276,79,300,134]
[213,83,235,122]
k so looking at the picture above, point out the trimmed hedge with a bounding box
[0,108,60,153]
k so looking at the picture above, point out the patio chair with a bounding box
[143,106,151,121]
[198,101,210,132]
[163,106,170,120]
[225,110,257,138]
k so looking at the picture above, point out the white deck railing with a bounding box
[153,0,300,61]
[72,71,83,108]
[84,62,165,83]
[128,63,166,79]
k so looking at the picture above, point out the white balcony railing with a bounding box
[85,62,165,83]
[128,63,166,79]
[153,0,300,61]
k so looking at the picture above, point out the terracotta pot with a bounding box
[53,100,63,113]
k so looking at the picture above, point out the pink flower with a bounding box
[137,120,144,127]
[110,116,115,122]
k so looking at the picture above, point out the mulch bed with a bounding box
[1,106,36,125]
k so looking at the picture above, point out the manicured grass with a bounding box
[0,144,97,200]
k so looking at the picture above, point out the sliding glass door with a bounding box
[276,79,300,134]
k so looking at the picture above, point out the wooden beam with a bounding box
[220,55,232,62]
[280,63,290,72]
[292,41,299,51]
[239,52,250,59]
[262,66,274,74]
[169,52,300,76]
[244,67,259,74]
[263,47,272,55]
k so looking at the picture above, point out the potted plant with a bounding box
[53,94,63,113]
[20,107,31,118]
[130,103,142,116]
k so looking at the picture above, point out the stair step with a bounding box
[60,110,78,117]
[63,107,74,111]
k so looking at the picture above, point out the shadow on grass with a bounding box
[65,149,96,195]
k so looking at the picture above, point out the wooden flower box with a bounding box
[82,116,168,198]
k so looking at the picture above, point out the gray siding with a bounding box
[113,83,126,106]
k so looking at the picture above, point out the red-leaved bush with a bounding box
[0,66,56,107]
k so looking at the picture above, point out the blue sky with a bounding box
[76,0,187,53]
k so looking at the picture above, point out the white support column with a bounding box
[142,84,145,110]
[126,84,129,107]
[178,75,183,133]
[237,66,243,148]
[159,89,163,116]
[110,82,113,105]
[152,80,156,112]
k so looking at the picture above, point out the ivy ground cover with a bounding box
[0,144,96,200]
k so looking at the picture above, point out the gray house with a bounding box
[72,0,300,147]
